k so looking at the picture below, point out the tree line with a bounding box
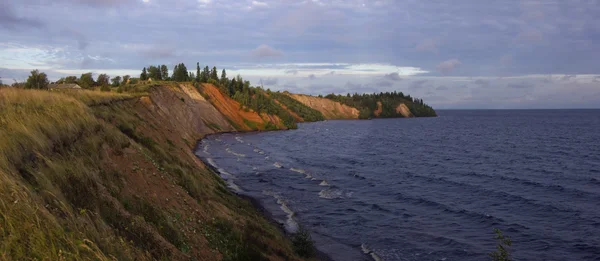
[325,91,437,118]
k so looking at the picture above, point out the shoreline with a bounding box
[194,138,335,261]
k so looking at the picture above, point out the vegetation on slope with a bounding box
[0,88,306,260]
[325,92,437,118]
[268,91,326,122]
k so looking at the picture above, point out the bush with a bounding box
[100,85,111,92]
[292,226,314,258]
[489,228,512,261]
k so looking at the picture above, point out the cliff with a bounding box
[0,84,303,261]
[287,93,360,119]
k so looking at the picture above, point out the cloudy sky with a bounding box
[1,0,599,109]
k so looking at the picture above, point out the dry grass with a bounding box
[0,87,306,261]
[0,89,144,260]
[56,89,141,106]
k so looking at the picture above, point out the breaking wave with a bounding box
[361,244,383,261]
[263,190,298,233]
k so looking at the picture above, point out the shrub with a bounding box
[292,226,314,258]
[489,228,512,261]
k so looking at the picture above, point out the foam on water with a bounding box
[205,158,242,192]
[290,168,313,179]
[273,162,283,168]
[235,136,244,143]
[361,244,383,261]
[289,168,305,174]
[226,147,246,157]
[263,190,298,232]
[319,180,330,186]
[202,144,210,154]
[319,188,344,199]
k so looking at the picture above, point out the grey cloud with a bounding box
[473,79,490,87]
[436,85,448,91]
[436,59,461,73]
[261,77,278,85]
[71,0,137,7]
[60,29,89,50]
[0,2,43,29]
[383,72,402,81]
[376,81,393,87]
[410,79,428,89]
[250,44,283,58]
[139,45,176,59]
[283,82,297,89]
[415,39,438,53]
[507,82,532,89]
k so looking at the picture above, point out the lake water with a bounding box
[195,110,600,261]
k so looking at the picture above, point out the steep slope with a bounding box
[199,83,286,130]
[287,94,359,119]
[396,103,414,118]
[0,86,303,260]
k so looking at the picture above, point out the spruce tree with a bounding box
[141,67,148,80]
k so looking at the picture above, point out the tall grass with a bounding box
[0,87,306,261]
[0,89,143,260]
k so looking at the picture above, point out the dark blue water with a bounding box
[195,110,600,261]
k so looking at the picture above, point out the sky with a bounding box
[1,0,599,109]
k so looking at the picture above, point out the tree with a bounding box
[122,75,131,85]
[64,76,77,84]
[148,65,161,80]
[140,67,148,80]
[79,73,94,89]
[210,66,218,81]
[24,70,49,90]
[160,64,169,80]
[489,229,512,261]
[97,74,110,87]
[220,69,227,85]
[172,63,189,82]
[111,76,122,87]
[202,66,210,82]
[196,62,201,82]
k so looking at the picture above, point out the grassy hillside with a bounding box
[0,86,306,260]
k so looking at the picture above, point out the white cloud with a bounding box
[252,1,268,7]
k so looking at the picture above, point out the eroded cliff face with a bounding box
[199,83,286,130]
[396,103,414,118]
[287,94,359,119]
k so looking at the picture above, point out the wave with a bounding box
[319,180,330,186]
[290,168,306,174]
[319,188,344,199]
[290,168,313,179]
[273,162,283,168]
[253,148,265,155]
[202,144,210,155]
[235,136,244,143]
[263,190,298,233]
[225,147,246,157]
[360,244,383,261]
[205,158,242,193]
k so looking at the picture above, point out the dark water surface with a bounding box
[195,110,600,261]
